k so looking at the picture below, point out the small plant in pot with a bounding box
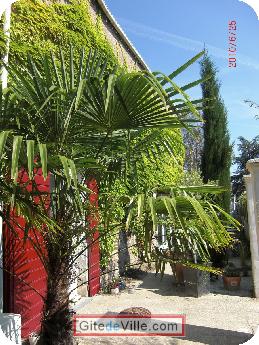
[223,263,241,290]
[110,277,121,295]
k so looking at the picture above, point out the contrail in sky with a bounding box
[119,18,259,71]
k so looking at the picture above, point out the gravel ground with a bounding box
[74,265,259,345]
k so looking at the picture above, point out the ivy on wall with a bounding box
[2,0,119,69]
[136,129,185,192]
[98,128,185,269]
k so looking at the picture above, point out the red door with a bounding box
[3,169,49,338]
[3,173,101,339]
[86,178,100,297]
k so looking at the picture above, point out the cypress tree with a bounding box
[200,53,232,212]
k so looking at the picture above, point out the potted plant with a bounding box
[102,277,120,294]
[110,277,120,295]
[223,263,241,290]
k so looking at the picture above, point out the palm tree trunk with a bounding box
[39,244,73,345]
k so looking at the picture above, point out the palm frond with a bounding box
[126,189,239,273]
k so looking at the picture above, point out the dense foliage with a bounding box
[1,0,119,69]
[200,54,232,212]
[98,127,185,267]
[136,128,185,192]
[0,0,186,267]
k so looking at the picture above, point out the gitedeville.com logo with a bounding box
[73,314,186,337]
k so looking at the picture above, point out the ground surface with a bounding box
[74,265,259,345]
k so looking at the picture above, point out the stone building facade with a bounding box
[43,0,148,71]
[89,0,148,71]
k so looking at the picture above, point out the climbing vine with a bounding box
[1,0,119,69]
[98,128,185,267]
[98,179,128,268]
[136,129,185,192]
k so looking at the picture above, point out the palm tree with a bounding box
[0,47,240,344]
[0,47,208,344]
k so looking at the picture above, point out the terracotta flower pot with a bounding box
[223,276,241,290]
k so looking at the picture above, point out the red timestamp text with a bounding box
[228,20,236,67]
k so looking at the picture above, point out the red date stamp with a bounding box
[228,20,236,67]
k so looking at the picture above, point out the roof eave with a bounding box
[96,0,150,71]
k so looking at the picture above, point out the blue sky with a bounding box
[105,0,259,165]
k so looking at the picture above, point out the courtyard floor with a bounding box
[74,265,259,345]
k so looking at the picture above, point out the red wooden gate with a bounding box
[86,178,100,297]
[3,169,49,338]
